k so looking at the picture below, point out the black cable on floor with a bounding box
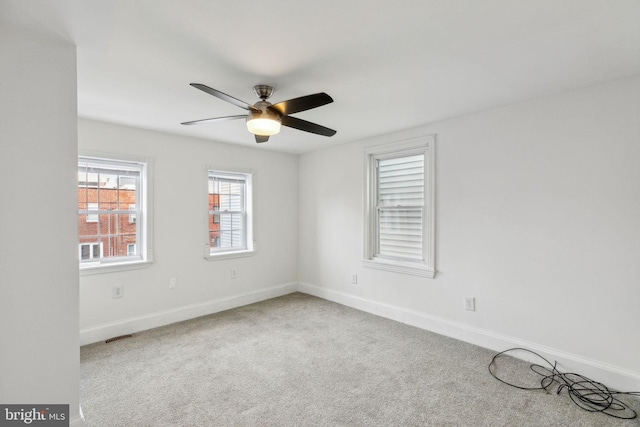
[488,347,640,420]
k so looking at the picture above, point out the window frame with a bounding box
[363,136,436,278]
[78,152,154,275]
[204,167,255,261]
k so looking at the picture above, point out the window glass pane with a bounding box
[118,176,138,210]
[93,213,137,259]
[217,181,244,211]
[96,172,118,210]
[78,171,99,188]
[98,214,113,235]
[78,212,98,239]
[217,213,245,248]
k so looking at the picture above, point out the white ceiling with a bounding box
[2,1,640,154]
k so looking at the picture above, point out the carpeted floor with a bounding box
[80,293,640,426]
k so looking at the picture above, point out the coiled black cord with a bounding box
[488,348,640,420]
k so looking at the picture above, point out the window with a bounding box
[79,242,102,260]
[363,136,435,278]
[78,154,153,271]
[86,203,98,223]
[206,169,254,259]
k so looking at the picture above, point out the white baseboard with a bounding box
[80,282,298,346]
[69,405,85,426]
[80,280,640,391]
[298,282,640,392]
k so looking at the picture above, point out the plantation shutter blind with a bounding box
[210,173,246,250]
[376,153,425,260]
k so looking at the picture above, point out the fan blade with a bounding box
[255,135,269,143]
[190,83,258,111]
[269,93,333,116]
[181,115,246,125]
[281,116,336,137]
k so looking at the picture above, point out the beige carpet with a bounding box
[80,293,640,426]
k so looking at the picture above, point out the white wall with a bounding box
[78,119,299,342]
[298,75,640,389]
[0,26,82,423]
[3,19,636,412]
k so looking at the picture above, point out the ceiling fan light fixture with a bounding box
[183,83,336,142]
[246,111,281,136]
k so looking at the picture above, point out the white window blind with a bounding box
[208,171,251,254]
[376,154,424,260]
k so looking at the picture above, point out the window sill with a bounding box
[205,249,257,261]
[79,260,153,276]
[362,258,435,278]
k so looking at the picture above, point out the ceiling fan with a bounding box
[181,84,336,143]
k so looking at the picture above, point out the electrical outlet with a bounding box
[113,285,124,299]
[230,268,238,279]
[464,297,475,311]
[169,277,176,289]
[351,274,358,284]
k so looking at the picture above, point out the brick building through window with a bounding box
[208,193,221,248]
[78,186,138,260]
[78,159,147,262]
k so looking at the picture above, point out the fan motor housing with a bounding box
[247,107,280,122]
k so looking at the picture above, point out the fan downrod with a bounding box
[253,85,275,100]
